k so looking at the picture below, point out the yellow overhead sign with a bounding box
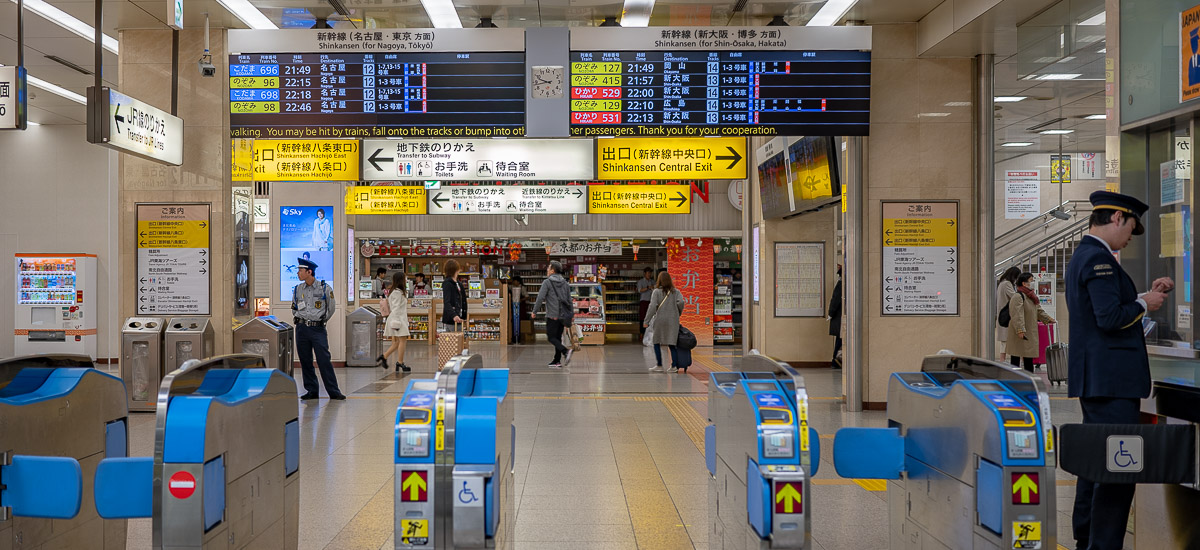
[882,202,958,247]
[233,139,360,181]
[345,186,428,215]
[137,204,210,248]
[597,137,747,180]
[587,184,691,214]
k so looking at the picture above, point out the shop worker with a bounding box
[292,257,346,401]
[1065,190,1171,550]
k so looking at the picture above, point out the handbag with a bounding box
[380,292,391,318]
[677,326,697,350]
[997,303,1011,327]
[642,293,671,347]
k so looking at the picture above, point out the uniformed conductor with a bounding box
[1065,191,1172,550]
[292,258,346,400]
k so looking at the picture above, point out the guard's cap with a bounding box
[297,258,318,272]
[1089,190,1148,235]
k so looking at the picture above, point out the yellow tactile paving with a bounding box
[854,479,888,492]
[660,397,708,453]
[692,354,731,372]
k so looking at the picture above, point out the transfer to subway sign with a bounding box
[428,185,586,215]
[345,186,428,215]
[882,201,958,316]
[587,184,691,214]
[232,139,359,181]
[136,204,210,315]
[361,138,594,181]
[596,137,747,180]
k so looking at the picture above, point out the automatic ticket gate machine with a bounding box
[93,354,301,549]
[704,351,821,550]
[833,354,1057,550]
[0,354,128,549]
[1058,380,1200,548]
[395,353,514,549]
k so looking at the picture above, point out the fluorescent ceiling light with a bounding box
[807,0,857,26]
[1035,73,1082,80]
[1001,142,1035,147]
[620,0,656,27]
[994,96,1027,103]
[1039,129,1074,135]
[214,0,278,29]
[1079,12,1105,26]
[26,74,86,104]
[944,101,971,107]
[11,0,118,53]
[1098,47,1107,54]
[419,0,463,28]
[918,112,951,117]
[26,121,40,126]
[1085,114,1106,120]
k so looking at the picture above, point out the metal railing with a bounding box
[995,199,1091,253]
[994,217,1089,279]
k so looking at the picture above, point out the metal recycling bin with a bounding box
[232,316,295,376]
[164,317,213,372]
[346,306,383,367]
[121,316,165,412]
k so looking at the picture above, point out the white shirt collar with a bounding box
[1085,233,1115,254]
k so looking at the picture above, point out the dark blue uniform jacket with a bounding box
[1064,236,1151,399]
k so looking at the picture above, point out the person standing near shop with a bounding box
[380,272,412,373]
[372,267,389,298]
[532,261,574,368]
[440,260,468,330]
[1006,272,1055,372]
[645,271,685,372]
[292,257,346,400]
[995,266,1021,361]
[637,267,655,337]
[1066,191,1171,550]
[827,264,843,369]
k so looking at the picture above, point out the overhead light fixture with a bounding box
[26,121,40,126]
[1084,114,1107,120]
[918,112,951,117]
[619,0,655,27]
[1098,47,1107,54]
[1034,73,1082,80]
[944,101,971,107]
[1001,142,1035,147]
[418,0,462,28]
[1026,117,1067,131]
[26,74,86,104]
[807,0,857,26]
[994,96,1027,103]
[1078,12,1105,26]
[214,0,277,29]
[1039,129,1075,135]
[11,0,118,53]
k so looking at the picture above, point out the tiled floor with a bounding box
[114,342,1120,550]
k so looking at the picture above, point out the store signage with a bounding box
[233,140,359,182]
[549,241,621,256]
[1183,4,1200,102]
[882,201,958,316]
[136,203,211,315]
[667,238,714,347]
[596,137,747,180]
[728,180,744,211]
[428,185,587,215]
[90,88,184,165]
[1004,171,1040,220]
[345,186,428,215]
[587,184,691,214]
[371,243,508,256]
[0,66,27,130]
[361,138,594,181]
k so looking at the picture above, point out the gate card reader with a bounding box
[832,354,1057,550]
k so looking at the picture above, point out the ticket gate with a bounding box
[1058,379,1200,548]
[93,354,300,549]
[833,354,1057,550]
[164,317,214,371]
[232,316,294,376]
[0,354,128,549]
[704,351,821,550]
[394,353,513,549]
[122,316,166,412]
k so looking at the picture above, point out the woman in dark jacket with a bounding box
[440,259,468,328]
[828,264,843,368]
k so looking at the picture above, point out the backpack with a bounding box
[997,303,1011,328]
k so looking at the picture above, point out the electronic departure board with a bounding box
[568,50,869,137]
[228,51,525,139]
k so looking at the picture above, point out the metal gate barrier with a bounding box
[704,351,820,550]
[0,354,128,549]
[92,353,300,549]
[832,354,1057,550]
[395,353,513,549]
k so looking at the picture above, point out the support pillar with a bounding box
[976,54,995,358]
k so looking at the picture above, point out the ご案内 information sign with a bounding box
[136,204,211,315]
[882,201,958,316]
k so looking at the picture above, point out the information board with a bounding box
[345,186,428,215]
[775,242,824,317]
[234,139,360,181]
[882,201,958,316]
[586,184,691,214]
[136,204,210,315]
[362,138,593,181]
[427,185,586,215]
[596,137,745,180]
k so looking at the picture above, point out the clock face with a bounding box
[531,65,564,99]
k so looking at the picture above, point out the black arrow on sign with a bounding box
[886,229,893,236]
[946,257,955,264]
[715,146,743,170]
[885,239,893,246]
[199,250,207,256]
[139,287,146,293]
[572,188,583,199]
[114,104,124,133]
[947,248,954,254]
[139,296,146,303]
[432,192,448,209]
[199,267,207,275]
[199,258,207,266]
[368,148,393,172]
[886,277,893,283]
[139,231,147,237]
[199,221,207,229]
[947,220,956,226]
[671,191,687,207]
[140,277,147,284]
[886,286,894,292]
[886,305,894,312]
[947,266,956,273]
[886,295,892,302]
[139,241,147,247]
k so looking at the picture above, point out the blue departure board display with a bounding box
[228,52,525,139]
[568,50,869,137]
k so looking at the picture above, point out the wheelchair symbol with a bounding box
[1113,440,1138,468]
[458,481,479,504]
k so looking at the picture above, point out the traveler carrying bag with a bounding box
[564,323,583,352]
[642,293,671,347]
[436,322,468,368]
[998,303,1011,327]
[1044,324,1068,385]
[677,326,697,351]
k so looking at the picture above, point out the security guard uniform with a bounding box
[1064,191,1150,550]
[292,258,345,400]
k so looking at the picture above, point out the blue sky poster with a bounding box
[280,206,334,301]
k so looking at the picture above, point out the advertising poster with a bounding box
[1050,154,1071,184]
[1005,171,1041,219]
[1162,161,1186,206]
[1182,4,1200,102]
[280,206,334,301]
[233,188,252,315]
[1077,153,1102,179]
[667,238,715,347]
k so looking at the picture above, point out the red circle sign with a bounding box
[168,471,196,499]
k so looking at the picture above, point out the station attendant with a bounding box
[637,267,655,337]
[1065,191,1171,550]
[292,258,346,401]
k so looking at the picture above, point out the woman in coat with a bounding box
[440,259,468,329]
[1007,272,1055,372]
[379,272,412,373]
[644,271,685,373]
[828,264,843,368]
[996,266,1021,360]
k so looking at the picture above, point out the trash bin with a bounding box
[121,317,165,412]
[346,306,384,367]
[232,316,294,376]
[164,317,214,372]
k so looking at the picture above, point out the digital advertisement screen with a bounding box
[787,136,839,211]
[229,52,526,139]
[280,206,335,301]
[568,50,870,137]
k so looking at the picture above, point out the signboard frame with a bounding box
[362,138,594,181]
[880,200,959,317]
[87,87,185,166]
[135,203,212,316]
[774,242,824,317]
[0,66,28,130]
[429,185,587,215]
[596,137,747,180]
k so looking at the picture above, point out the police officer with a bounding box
[1065,191,1172,550]
[292,258,346,401]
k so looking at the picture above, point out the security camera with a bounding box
[198,54,216,77]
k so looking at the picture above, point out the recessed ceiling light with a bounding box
[26,121,40,126]
[1084,114,1106,120]
[1039,129,1074,135]
[918,112,951,117]
[1001,142,1035,147]
[1035,74,1082,80]
[26,74,86,104]
[10,0,119,53]
[944,101,971,107]
[419,0,463,28]
[994,96,1027,103]
[806,0,857,26]
[213,0,277,29]
[619,0,656,27]
[1098,47,1107,54]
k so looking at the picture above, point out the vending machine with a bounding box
[14,254,98,358]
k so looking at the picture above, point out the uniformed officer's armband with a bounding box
[1092,263,1115,276]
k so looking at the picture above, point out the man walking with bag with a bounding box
[532,261,574,368]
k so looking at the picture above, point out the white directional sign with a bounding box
[0,66,26,129]
[362,138,594,181]
[90,87,184,165]
[882,201,958,316]
[428,185,587,215]
[136,204,210,315]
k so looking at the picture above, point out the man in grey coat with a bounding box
[532,260,575,368]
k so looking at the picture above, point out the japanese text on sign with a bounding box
[233,139,359,181]
[882,202,959,316]
[587,184,691,214]
[345,186,428,215]
[136,204,211,316]
[597,137,746,180]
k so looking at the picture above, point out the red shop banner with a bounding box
[667,238,715,347]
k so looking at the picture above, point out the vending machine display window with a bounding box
[17,257,78,305]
